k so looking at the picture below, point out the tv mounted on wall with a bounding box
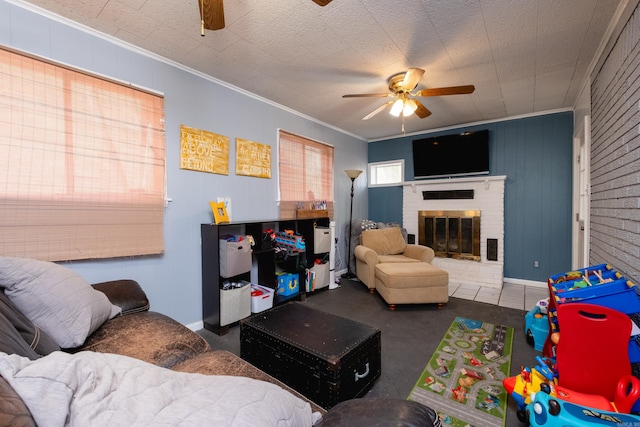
[412,129,489,179]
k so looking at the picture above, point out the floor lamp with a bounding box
[342,169,362,279]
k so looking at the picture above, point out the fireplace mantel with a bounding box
[404,175,507,191]
[402,176,506,289]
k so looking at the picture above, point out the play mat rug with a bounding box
[408,316,514,427]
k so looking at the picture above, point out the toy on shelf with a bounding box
[273,230,306,256]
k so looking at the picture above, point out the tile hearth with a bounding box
[449,282,548,311]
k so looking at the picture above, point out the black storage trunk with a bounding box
[240,302,381,409]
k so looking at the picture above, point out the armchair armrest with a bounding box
[403,244,435,263]
[354,245,379,289]
[91,279,150,316]
[354,245,378,265]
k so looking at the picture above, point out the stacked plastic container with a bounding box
[545,263,640,363]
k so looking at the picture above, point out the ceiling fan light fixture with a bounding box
[402,99,418,117]
[389,99,404,117]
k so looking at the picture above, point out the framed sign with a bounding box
[235,137,271,178]
[180,124,229,175]
[209,201,230,224]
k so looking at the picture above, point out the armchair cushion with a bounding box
[360,227,406,255]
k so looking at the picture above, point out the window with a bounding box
[368,160,404,187]
[0,47,166,261]
[278,130,334,219]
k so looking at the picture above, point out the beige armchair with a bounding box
[353,227,448,310]
[354,227,435,291]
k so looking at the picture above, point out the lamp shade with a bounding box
[389,99,403,117]
[345,169,363,180]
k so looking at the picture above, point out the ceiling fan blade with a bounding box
[362,101,393,120]
[200,0,225,31]
[415,85,475,97]
[343,93,392,98]
[413,100,432,118]
[401,68,425,91]
[312,0,333,5]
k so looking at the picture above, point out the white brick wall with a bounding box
[590,4,640,282]
[403,176,506,289]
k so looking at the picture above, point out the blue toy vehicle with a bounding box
[527,390,640,426]
[525,302,549,352]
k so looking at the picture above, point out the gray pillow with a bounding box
[0,257,121,348]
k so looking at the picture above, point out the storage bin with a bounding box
[308,262,329,291]
[314,227,331,253]
[277,272,299,296]
[548,263,615,286]
[220,281,251,326]
[553,278,640,315]
[219,238,252,278]
[296,209,328,219]
[251,284,274,313]
[551,269,622,292]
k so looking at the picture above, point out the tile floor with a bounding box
[449,282,549,311]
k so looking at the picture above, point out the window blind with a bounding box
[278,130,334,219]
[0,47,166,261]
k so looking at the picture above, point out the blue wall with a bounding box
[368,112,574,282]
[0,1,368,326]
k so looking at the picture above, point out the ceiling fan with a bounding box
[198,0,333,35]
[342,68,475,122]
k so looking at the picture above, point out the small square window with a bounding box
[368,160,404,187]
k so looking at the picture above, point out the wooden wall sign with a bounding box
[235,138,271,178]
[180,124,229,175]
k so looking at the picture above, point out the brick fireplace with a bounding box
[403,176,506,289]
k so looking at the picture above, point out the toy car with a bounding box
[527,390,640,426]
[525,304,549,352]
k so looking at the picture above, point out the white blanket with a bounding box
[0,351,320,427]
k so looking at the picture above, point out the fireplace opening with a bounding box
[418,210,481,261]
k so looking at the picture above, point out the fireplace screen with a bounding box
[418,210,480,261]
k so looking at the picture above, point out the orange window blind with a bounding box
[0,47,166,261]
[278,130,334,219]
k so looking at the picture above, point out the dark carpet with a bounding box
[198,278,537,426]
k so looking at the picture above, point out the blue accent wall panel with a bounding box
[368,186,403,223]
[368,112,573,282]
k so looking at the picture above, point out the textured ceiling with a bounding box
[15,0,622,140]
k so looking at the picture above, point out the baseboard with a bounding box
[185,320,204,331]
[503,277,547,288]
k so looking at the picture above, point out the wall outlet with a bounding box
[534,261,539,268]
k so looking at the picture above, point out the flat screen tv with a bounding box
[412,129,489,179]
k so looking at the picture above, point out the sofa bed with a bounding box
[0,257,439,426]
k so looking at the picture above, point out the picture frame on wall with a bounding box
[209,201,230,224]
